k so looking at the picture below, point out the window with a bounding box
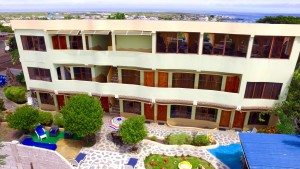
[244,82,282,100]
[251,36,294,59]
[39,93,54,105]
[156,32,199,54]
[203,33,250,57]
[52,35,67,49]
[56,67,71,80]
[170,105,192,119]
[195,107,218,122]
[27,67,52,82]
[172,73,195,89]
[123,100,141,115]
[69,36,83,49]
[74,67,92,81]
[198,74,222,91]
[21,36,46,51]
[122,69,140,85]
[248,112,270,125]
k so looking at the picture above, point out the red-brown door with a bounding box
[219,110,231,127]
[144,71,155,87]
[158,72,168,87]
[225,76,240,93]
[144,103,154,120]
[56,95,65,110]
[100,97,109,112]
[52,36,59,49]
[232,111,246,128]
[157,105,167,121]
[59,36,67,49]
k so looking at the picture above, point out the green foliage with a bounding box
[150,136,157,141]
[256,15,300,24]
[53,113,64,127]
[61,94,104,138]
[64,15,74,19]
[38,111,53,126]
[193,135,210,146]
[7,37,19,65]
[107,12,125,19]
[276,110,296,134]
[119,116,148,145]
[165,133,193,145]
[7,105,39,133]
[16,72,25,85]
[0,98,4,111]
[4,86,27,104]
[0,139,7,166]
[0,23,13,33]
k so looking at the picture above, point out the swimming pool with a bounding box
[208,144,243,169]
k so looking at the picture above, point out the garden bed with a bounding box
[0,122,22,141]
[144,154,215,169]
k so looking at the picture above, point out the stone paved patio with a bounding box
[78,115,240,169]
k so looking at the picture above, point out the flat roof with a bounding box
[239,133,300,169]
[11,20,300,36]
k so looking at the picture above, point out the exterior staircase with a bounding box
[111,99,120,116]
[110,67,118,83]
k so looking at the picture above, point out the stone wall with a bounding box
[0,142,72,169]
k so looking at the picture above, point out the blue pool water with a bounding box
[208,144,243,169]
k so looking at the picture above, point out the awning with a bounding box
[114,30,152,36]
[81,30,110,35]
[46,30,80,35]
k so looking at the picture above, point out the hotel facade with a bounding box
[11,20,300,131]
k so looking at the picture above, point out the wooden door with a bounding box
[158,72,168,87]
[100,97,109,112]
[157,105,167,121]
[59,36,67,49]
[144,71,154,87]
[144,103,154,120]
[232,111,246,128]
[225,76,240,93]
[56,95,65,110]
[219,110,231,127]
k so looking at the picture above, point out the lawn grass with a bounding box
[144,154,215,169]
[31,131,81,144]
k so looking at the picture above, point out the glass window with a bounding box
[172,73,195,89]
[195,107,218,122]
[122,69,140,85]
[27,67,52,82]
[198,74,222,91]
[73,67,92,81]
[123,100,141,115]
[69,36,83,50]
[170,105,192,119]
[248,112,270,125]
[39,93,54,105]
[244,82,282,100]
[21,36,46,51]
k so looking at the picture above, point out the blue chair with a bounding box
[124,158,138,169]
[69,152,87,167]
[35,124,47,140]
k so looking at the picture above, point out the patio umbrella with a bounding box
[109,117,125,130]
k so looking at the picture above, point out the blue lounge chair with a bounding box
[124,158,138,169]
[35,124,47,140]
[69,152,87,167]
[49,126,60,137]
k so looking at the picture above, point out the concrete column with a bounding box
[36,91,41,106]
[141,102,144,115]
[246,36,255,59]
[140,71,144,85]
[88,35,93,49]
[154,70,158,87]
[118,68,122,83]
[154,104,158,122]
[70,66,74,80]
[44,34,52,51]
[60,66,66,80]
[216,109,222,124]
[119,99,123,112]
[198,32,204,55]
[91,66,96,82]
[191,106,196,120]
[229,110,236,128]
[66,35,70,49]
[194,73,199,89]
[168,72,173,88]
[244,111,250,127]
[167,105,171,119]
[82,34,87,50]
[111,33,116,51]
[53,94,58,111]
[221,75,227,91]
[152,32,156,54]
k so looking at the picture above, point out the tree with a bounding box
[276,110,296,134]
[107,12,125,20]
[7,37,19,65]
[61,94,104,143]
[119,116,148,150]
[0,24,13,33]
[256,15,300,24]
[0,139,7,166]
[7,105,39,133]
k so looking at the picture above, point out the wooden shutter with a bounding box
[144,71,154,87]
[158,72,168,87]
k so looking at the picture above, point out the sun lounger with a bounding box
[124,158,138,169]
[69,152,87,167]
[35,124,47,140]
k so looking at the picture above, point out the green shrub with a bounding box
[0,98,4,110]
[165,133,193,145]
[53,113,64,127]
[38,111,53,126]
[4,86,27,104]
[7,105,39,133]
[193,135,210,146]
[150,136,157,141]
[16,72,26,85]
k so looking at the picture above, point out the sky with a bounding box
[0,0,300,14]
